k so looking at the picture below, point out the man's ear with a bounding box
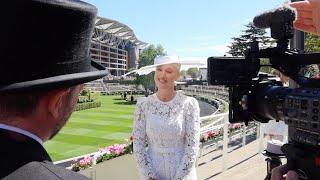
[47,88,70,118]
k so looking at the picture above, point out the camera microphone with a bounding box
[253,6,296,29]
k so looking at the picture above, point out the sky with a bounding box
[84,0,286,68]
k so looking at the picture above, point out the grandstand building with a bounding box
[90,17,146,77]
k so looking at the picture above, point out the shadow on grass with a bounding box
[113,101,137,105]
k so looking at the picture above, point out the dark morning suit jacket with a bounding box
[0,129,89,180]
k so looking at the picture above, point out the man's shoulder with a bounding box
[3,161,90,180]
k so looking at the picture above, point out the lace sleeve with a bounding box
[174,98,200,180]
[133,98,157,179]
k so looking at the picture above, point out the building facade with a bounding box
[90,17,146,77]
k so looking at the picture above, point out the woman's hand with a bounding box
[290,0,320,35]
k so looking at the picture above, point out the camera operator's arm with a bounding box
[271,165,299,180]
[290,0,320,35]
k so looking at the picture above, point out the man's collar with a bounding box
[0,124,44,146]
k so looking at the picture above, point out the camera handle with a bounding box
[264,156,282,180]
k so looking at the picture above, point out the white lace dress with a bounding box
[133,92,200,180]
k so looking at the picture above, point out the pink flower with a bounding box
[78,156,93,168]
[101,144,126,155]
[99,147,111,154]
[79,159,86,167]
[232,123,241,129]
[208,131,216,138]
[203,133,209,141]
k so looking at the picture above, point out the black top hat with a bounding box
[0,0,108,92]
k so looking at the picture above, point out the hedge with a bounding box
[75,101,101,111]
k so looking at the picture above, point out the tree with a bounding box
[228,22,274,56]
[80,89,89,96]
[305,33,320,52]
[186,67,199,79]
[136,44,166,92]
[228,37,247,56]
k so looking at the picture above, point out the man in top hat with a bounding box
[0,0,107,179]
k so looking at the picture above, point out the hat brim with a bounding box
[0,60,108,93]
[123,60,204,76]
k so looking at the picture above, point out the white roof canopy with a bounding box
[92,17,147,47]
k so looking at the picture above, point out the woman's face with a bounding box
[154,63,180,91]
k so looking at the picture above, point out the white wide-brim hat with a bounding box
[123,55,204,76]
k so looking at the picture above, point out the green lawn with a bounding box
[44,95,136,161]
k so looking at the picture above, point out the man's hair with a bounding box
[0,91,46,119]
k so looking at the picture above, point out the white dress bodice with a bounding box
[133,92,200,180]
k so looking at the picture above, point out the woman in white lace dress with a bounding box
[133,55,200,180]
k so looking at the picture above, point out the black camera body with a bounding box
[207,7,320,180]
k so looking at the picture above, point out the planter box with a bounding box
[79,154,140,180]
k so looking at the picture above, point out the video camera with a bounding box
[207,6,320,180]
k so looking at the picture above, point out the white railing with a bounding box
[182,86,261,174]
[72,86,261,179]
[200,115,225,133]
[198,112,259,173]
[70,113,259,180]
[198,112,229,171]
[181,85,229,102]
[181,87,229,115]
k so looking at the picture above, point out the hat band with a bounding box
[1,59,91,85]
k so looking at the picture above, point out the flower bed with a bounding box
[200,123,243,143]
[71,122,254,172]
[200,122,257,144]
[70,136,133,172]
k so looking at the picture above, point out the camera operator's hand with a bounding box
[290,0,320,35]
[271,165,299,180]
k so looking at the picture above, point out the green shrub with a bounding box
[90,92,100,100]
[80,89,89,96]
[75,101,101,111]
[78,96,88,103]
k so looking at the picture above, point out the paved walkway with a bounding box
[79,139,272,180]
[197,139,268,180]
